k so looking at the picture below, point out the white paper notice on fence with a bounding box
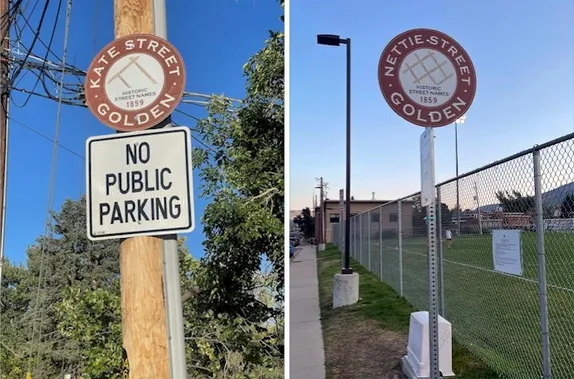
[492,229,523,276]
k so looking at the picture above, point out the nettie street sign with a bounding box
[84,34,186,131]
[378,28,476,127]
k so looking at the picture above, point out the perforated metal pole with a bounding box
[533,148,552,379]
[398,200,403,297]
[426,127,440,378]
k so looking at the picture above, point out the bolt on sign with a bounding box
[84,34,186,132]
[378,28,476,127]
[85,127,195,240]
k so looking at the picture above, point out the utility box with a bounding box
[401,311,455,378]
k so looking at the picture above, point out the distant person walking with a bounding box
[446,229,453,248]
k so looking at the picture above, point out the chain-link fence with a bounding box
[333,133,574,379]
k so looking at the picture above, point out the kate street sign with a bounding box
[84,34,186,132]
[378,28,476,127]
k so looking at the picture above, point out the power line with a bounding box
[9,0,50,85]
[8,116,82,159]
[27,0,71,373]
[14,0,63,107]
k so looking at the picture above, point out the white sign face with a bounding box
[420,127,435,207]
[86,127,194,240]
[105,53,165,112]
[492,229,523,276]
[399,48,457,107]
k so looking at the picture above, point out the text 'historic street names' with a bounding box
[86,127,194,240]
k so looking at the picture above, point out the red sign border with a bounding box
[378,28,477,128]
[84,33,186,132]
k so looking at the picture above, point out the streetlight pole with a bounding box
[317,34,353,274]
[455,115,466,236]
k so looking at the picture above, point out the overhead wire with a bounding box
[27,0,71,373]
[13,0,62,108]
[9,0,50,86]
[8,116,82,158]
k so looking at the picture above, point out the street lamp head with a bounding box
[317,34,342,46]
[456,115,467,124]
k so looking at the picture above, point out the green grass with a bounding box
[350,231,574,379]
[317,245,499,379]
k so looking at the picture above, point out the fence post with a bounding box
[398,200,404,297]
[359,214,363,266]
[533,148,552,379]
[352,217,355,259]
[368,211,372,271]
[437,187,445,317]
[379,206,383,280]
[353,217,357,260]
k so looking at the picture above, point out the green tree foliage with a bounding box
[0,198,120,378]
[2,197,283,378]
[496,190,534,213]
[293,207,315,238]
[192,1,284,327]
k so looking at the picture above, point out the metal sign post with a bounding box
[378,28,477,378]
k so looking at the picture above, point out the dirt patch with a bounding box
[324,310,408,379]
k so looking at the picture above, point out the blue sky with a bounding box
[290,0,574,212]
[6,0,283,264]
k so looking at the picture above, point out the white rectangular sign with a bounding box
[420,127,435,207]
[86,127,195,241]
[492,229,523,276]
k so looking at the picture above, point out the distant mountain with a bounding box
[477,204,503,213]
[472,182,574,212]
[541,182,574,208]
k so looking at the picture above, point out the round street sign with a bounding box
[378,28,476,128]
[84,34,186,132]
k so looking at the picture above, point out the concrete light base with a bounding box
[318,243,326,252]
[332,273,359,309]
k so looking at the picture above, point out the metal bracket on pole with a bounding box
[153,1,188,377]
[162,236,187,379]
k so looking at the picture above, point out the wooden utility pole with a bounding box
[114,1,170,378]
[0,0,10,293]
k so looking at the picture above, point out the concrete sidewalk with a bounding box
[290,245,326,379]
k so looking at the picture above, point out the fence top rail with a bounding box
[349,131,574,219]
[438,131,574,187]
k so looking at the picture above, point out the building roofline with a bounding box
[323,199,414,204]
